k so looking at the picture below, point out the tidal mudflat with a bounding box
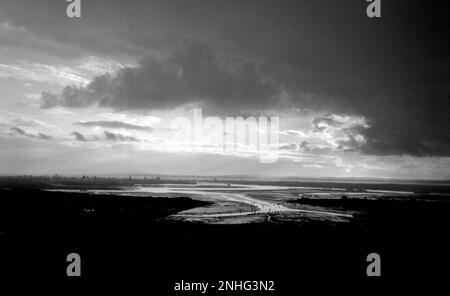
[45,180,448,225]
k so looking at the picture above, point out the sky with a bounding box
[0,0,449,179]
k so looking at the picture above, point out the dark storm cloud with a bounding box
[3,0,444,156]
[74,120,153,131]
[10,127,53,140]
[41,86,97,109]
[217,0,450,157]
[40,41,280,111]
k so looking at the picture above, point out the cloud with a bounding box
[302,164,324,169]
[37,38,450,158]
[40,41,280,112]
[74,120,153,131]
[281,130,309,138]
[312,114,369,152]
[0,110,62,136]
[0,21,84,59]
[26,0,450,158]
[9,127,26,135]
[9,127,53,140]
[70,130,139,143]
[78,56,132,77]
[0,61,89,86]
[299,141,333,155]
[279,143,298,151]
[71,131,87,142]
[104,131,139,142]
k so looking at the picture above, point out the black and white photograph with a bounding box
[0,0,449,292]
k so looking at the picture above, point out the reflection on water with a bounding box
[47,183,357,224]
